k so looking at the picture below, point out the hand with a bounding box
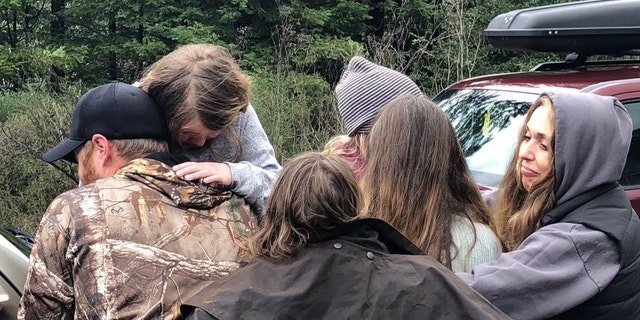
[173,161,232,185]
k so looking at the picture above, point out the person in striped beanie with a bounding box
[323,56,423,179]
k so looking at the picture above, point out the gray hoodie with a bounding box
[176,104,281,215]
[458,91,635,319]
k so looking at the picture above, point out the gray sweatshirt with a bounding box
[176,104,281,215]
[458,91,634,319]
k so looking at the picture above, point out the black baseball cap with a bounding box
[43,82,169,163]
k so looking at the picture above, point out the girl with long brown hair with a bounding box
[362,94,502,272]
[137,44,281,215]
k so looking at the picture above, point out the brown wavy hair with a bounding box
[361,94,497,270]
[494,95,556,250]
[251,152,362,259]
[139,43,250,161]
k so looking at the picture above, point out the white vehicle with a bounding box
[0,227,32,320]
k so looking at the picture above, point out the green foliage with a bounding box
[0,44,84,90]
[250,68,339,162]
[0,83,80,233]
[268,1,367,86]
[287,36,364,85]
[295,36,364,65]
[0,0,593,231]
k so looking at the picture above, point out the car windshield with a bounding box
[433,89,538,187]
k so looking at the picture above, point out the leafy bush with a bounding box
[250,68,341,162]
[0,83,81,233]
[0,45,86,91]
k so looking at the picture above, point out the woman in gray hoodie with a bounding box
[457,91,640,319]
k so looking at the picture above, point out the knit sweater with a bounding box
[450,215,502,272]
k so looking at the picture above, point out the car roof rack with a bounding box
[484,0,640,55]
[530,51,640,71]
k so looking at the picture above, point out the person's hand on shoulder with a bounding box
[173,162,232,185]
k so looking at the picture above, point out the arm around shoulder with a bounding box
[228,103,281,214]
[456,223,619,320]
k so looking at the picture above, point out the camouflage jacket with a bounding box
[18,157,256,320]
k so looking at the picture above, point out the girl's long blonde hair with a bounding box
[323,133,368,178]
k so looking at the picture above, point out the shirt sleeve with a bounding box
[450,218,502,272]
[18,197,75,320]
[456,223,620,320]
[227,104,281,215]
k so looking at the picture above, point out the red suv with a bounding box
[432,0,640,213]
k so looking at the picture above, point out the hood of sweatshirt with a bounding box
[548,91,632,207]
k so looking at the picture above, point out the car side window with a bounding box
[620,100,640,187]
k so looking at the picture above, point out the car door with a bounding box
[0,228,30,320]
[615,99,640,213]
[588,80,640,213]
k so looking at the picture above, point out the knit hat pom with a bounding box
[335,56,423,136]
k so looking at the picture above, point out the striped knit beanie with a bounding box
[335,56,423,136]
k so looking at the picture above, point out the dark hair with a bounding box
[251,152,362,259]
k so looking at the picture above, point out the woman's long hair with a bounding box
[251,152,362,259]
[494,95,556,250]
[361,94,496,270]
[139,44,249,161]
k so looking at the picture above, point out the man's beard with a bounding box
[80,151,100,185]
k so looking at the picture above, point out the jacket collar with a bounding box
[307,218,425,255]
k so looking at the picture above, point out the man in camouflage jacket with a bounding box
[18,82,256,320]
